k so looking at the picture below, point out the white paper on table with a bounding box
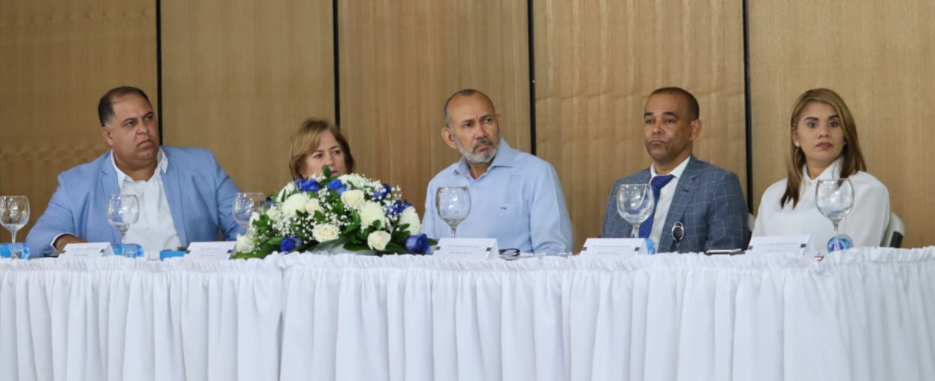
[746,235,813,256]
[433,238,498,260]
[579,238,647,257]
[186,241,236,260]
[61,242,114,258]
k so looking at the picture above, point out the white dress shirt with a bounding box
[113,149,182,254]
[752,159,890,248]
[648,156,691,246]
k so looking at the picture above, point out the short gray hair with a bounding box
[443,89,494,127]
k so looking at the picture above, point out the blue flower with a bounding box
[280,237,301,253]
[405,234,431,254]
[300,179,320,192]
[385,200,412,217]
[372,184,392,201]
[327,178,347,195]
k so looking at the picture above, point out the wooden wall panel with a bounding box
[0,0,157,242]
[534,0,746,250]
[339,0,530,217]
[161,0,334,196]
[750,0,935,248]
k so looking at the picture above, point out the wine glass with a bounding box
[0,196,30,258]
[233,192,267,231]
[435,186,471,238]
[106,194,140,257]
[616,184,655,238]
[816,179,854,252]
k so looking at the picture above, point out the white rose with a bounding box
[249,212,261,225]
[312,224,340,242]
[282,193,310,217]
[359,201,387,230]
[267,207,282,222]
[305,198,322,216]
[338,174,357,186]
[341,190,366,210]
[367,231,391,251]
[276,182,297,202]
[398,206,422,235]
[339,174,370,188]
[236,234,254,253]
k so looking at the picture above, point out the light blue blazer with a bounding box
[26,146,244,256]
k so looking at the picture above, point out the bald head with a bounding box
[443,89,496,127]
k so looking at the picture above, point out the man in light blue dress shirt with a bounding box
[422,89,573,254]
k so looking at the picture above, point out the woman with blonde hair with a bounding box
[752,88,890,248]
[289,118,355,179]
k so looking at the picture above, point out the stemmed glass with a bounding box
[617,184,655,238]
[106,194,140,257]
[435,186,471,238]
[0,196,30,258]
[816,179,854,252]
[233,192,267,232]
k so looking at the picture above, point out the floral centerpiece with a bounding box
[233,167,432,259]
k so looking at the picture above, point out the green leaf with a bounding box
[343,243,371,251]
[343,221,361,234]
[231,252,268,260]
[382,242,407,254]
[323,165,332,178]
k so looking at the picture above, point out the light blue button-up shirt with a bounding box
[422,139,573,254]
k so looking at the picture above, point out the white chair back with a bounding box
[882,212,905,248]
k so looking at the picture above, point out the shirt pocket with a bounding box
[491,202,524,238]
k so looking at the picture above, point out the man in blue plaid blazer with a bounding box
[601,87,748,253]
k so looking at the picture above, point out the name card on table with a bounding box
[185,242,236,260]
[746,235,813,256]
[433,238,498,260]
[579,238,648,257]
[62,242,114,258]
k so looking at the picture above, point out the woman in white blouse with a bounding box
[753,88,890,248]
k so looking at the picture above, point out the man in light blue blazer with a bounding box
[26,86,243,257]
[601,87,748,253]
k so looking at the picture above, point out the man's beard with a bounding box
[455,135,499,164]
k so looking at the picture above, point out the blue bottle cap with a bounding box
[826,234,854,252]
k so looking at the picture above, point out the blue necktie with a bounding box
[638,174,675,238]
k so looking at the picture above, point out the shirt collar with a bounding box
[802,157,844,181]
[111,148,168,184]
[650,155,691,179]
[453,138,516,177]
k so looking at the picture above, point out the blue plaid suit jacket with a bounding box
[600,156,748,253]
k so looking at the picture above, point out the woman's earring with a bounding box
[794,141,800,147]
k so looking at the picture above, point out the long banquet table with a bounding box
[1,248,933,381]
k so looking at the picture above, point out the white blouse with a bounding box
[753,161,890,248]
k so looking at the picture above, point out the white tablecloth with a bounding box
[2,248,934,381]
[278,248,935,381]
[0,257,282,381]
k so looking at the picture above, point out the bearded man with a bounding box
[421,89,573,254]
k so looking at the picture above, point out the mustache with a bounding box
[472,137,493,150]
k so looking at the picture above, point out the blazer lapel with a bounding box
[162,155,188,245]
[660,157,699,251]
[100,153,122,243]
